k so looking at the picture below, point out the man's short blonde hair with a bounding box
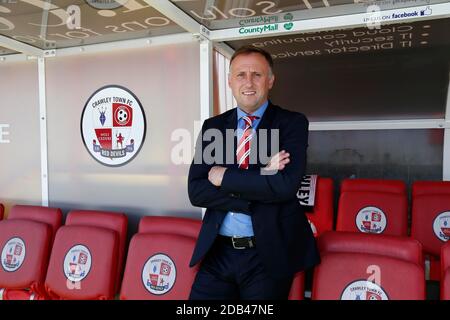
[230,45,274,75]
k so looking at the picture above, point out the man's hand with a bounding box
[263,150,290,172]
[208,166,227,187]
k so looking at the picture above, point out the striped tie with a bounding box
[236,115,259,170]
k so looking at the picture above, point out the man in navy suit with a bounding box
[188,45,319,299]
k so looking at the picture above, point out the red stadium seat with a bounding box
[45,210,126,299]
[8,205,63,241]
[442,242,450,300]
[312,231,425,300]
[65,210,127,293]
[120,233,198,300]
[288,272,305,300]
[138,216,201,238]
[305,177,334,237]
[340,179,406,194]
[336,179,408,236]
[45,226,119,300]
[411,181,450,281]
[0,220,52,300]
[121,216,201,300]
[0,205,62,300]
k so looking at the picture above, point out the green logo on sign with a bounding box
[284,13,293,21]
[284,22,293,30]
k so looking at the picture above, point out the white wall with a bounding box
[0,60,42,216]
[44,42,202,231]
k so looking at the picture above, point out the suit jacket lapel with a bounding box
[249,102,277,170]
[224,109,238,168]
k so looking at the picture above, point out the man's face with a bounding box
[228,53,275,114]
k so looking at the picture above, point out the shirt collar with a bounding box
[237,100,269,121]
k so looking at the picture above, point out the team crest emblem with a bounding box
[341,280,389,300]
[355,206,387,234]
[1,237,26,272]
[63,245,92,282]
[433,211,450,242]
[81,85,146,166]
[142,253,176,295]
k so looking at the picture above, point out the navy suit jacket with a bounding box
[188,102,320,278]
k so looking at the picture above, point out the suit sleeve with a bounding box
[221,113,308,203]
[188,120,251,213]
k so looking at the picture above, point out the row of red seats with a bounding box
[0,205,198,299]
[1,205,449,300]
[306,176,450,299]
[1,176,449,300]
[0,206,304,300]
[305,178,450,281]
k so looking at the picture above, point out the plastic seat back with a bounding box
[66,210,127,293]
[0,220,52,299]
[138,216,201,238]
[411,181,450,280]
[441,242,450,300]
[120,233,198,300]
[9,205,62,242]
[45,225,119,300]
[336,179,408,236]
[312,231,425,300]
[288,272,305,300]
[411,181,450,256]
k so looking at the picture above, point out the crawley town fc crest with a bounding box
[433,211,450,242]
[142,253,177,295]
[63,245,92,282]
[341,280,389,300]
[81,85,146,166]
[355,206,387,234]
[1,237,26,272]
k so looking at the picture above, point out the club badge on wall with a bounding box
[81,85,146,167]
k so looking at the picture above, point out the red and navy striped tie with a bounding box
[236,115,259,170]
